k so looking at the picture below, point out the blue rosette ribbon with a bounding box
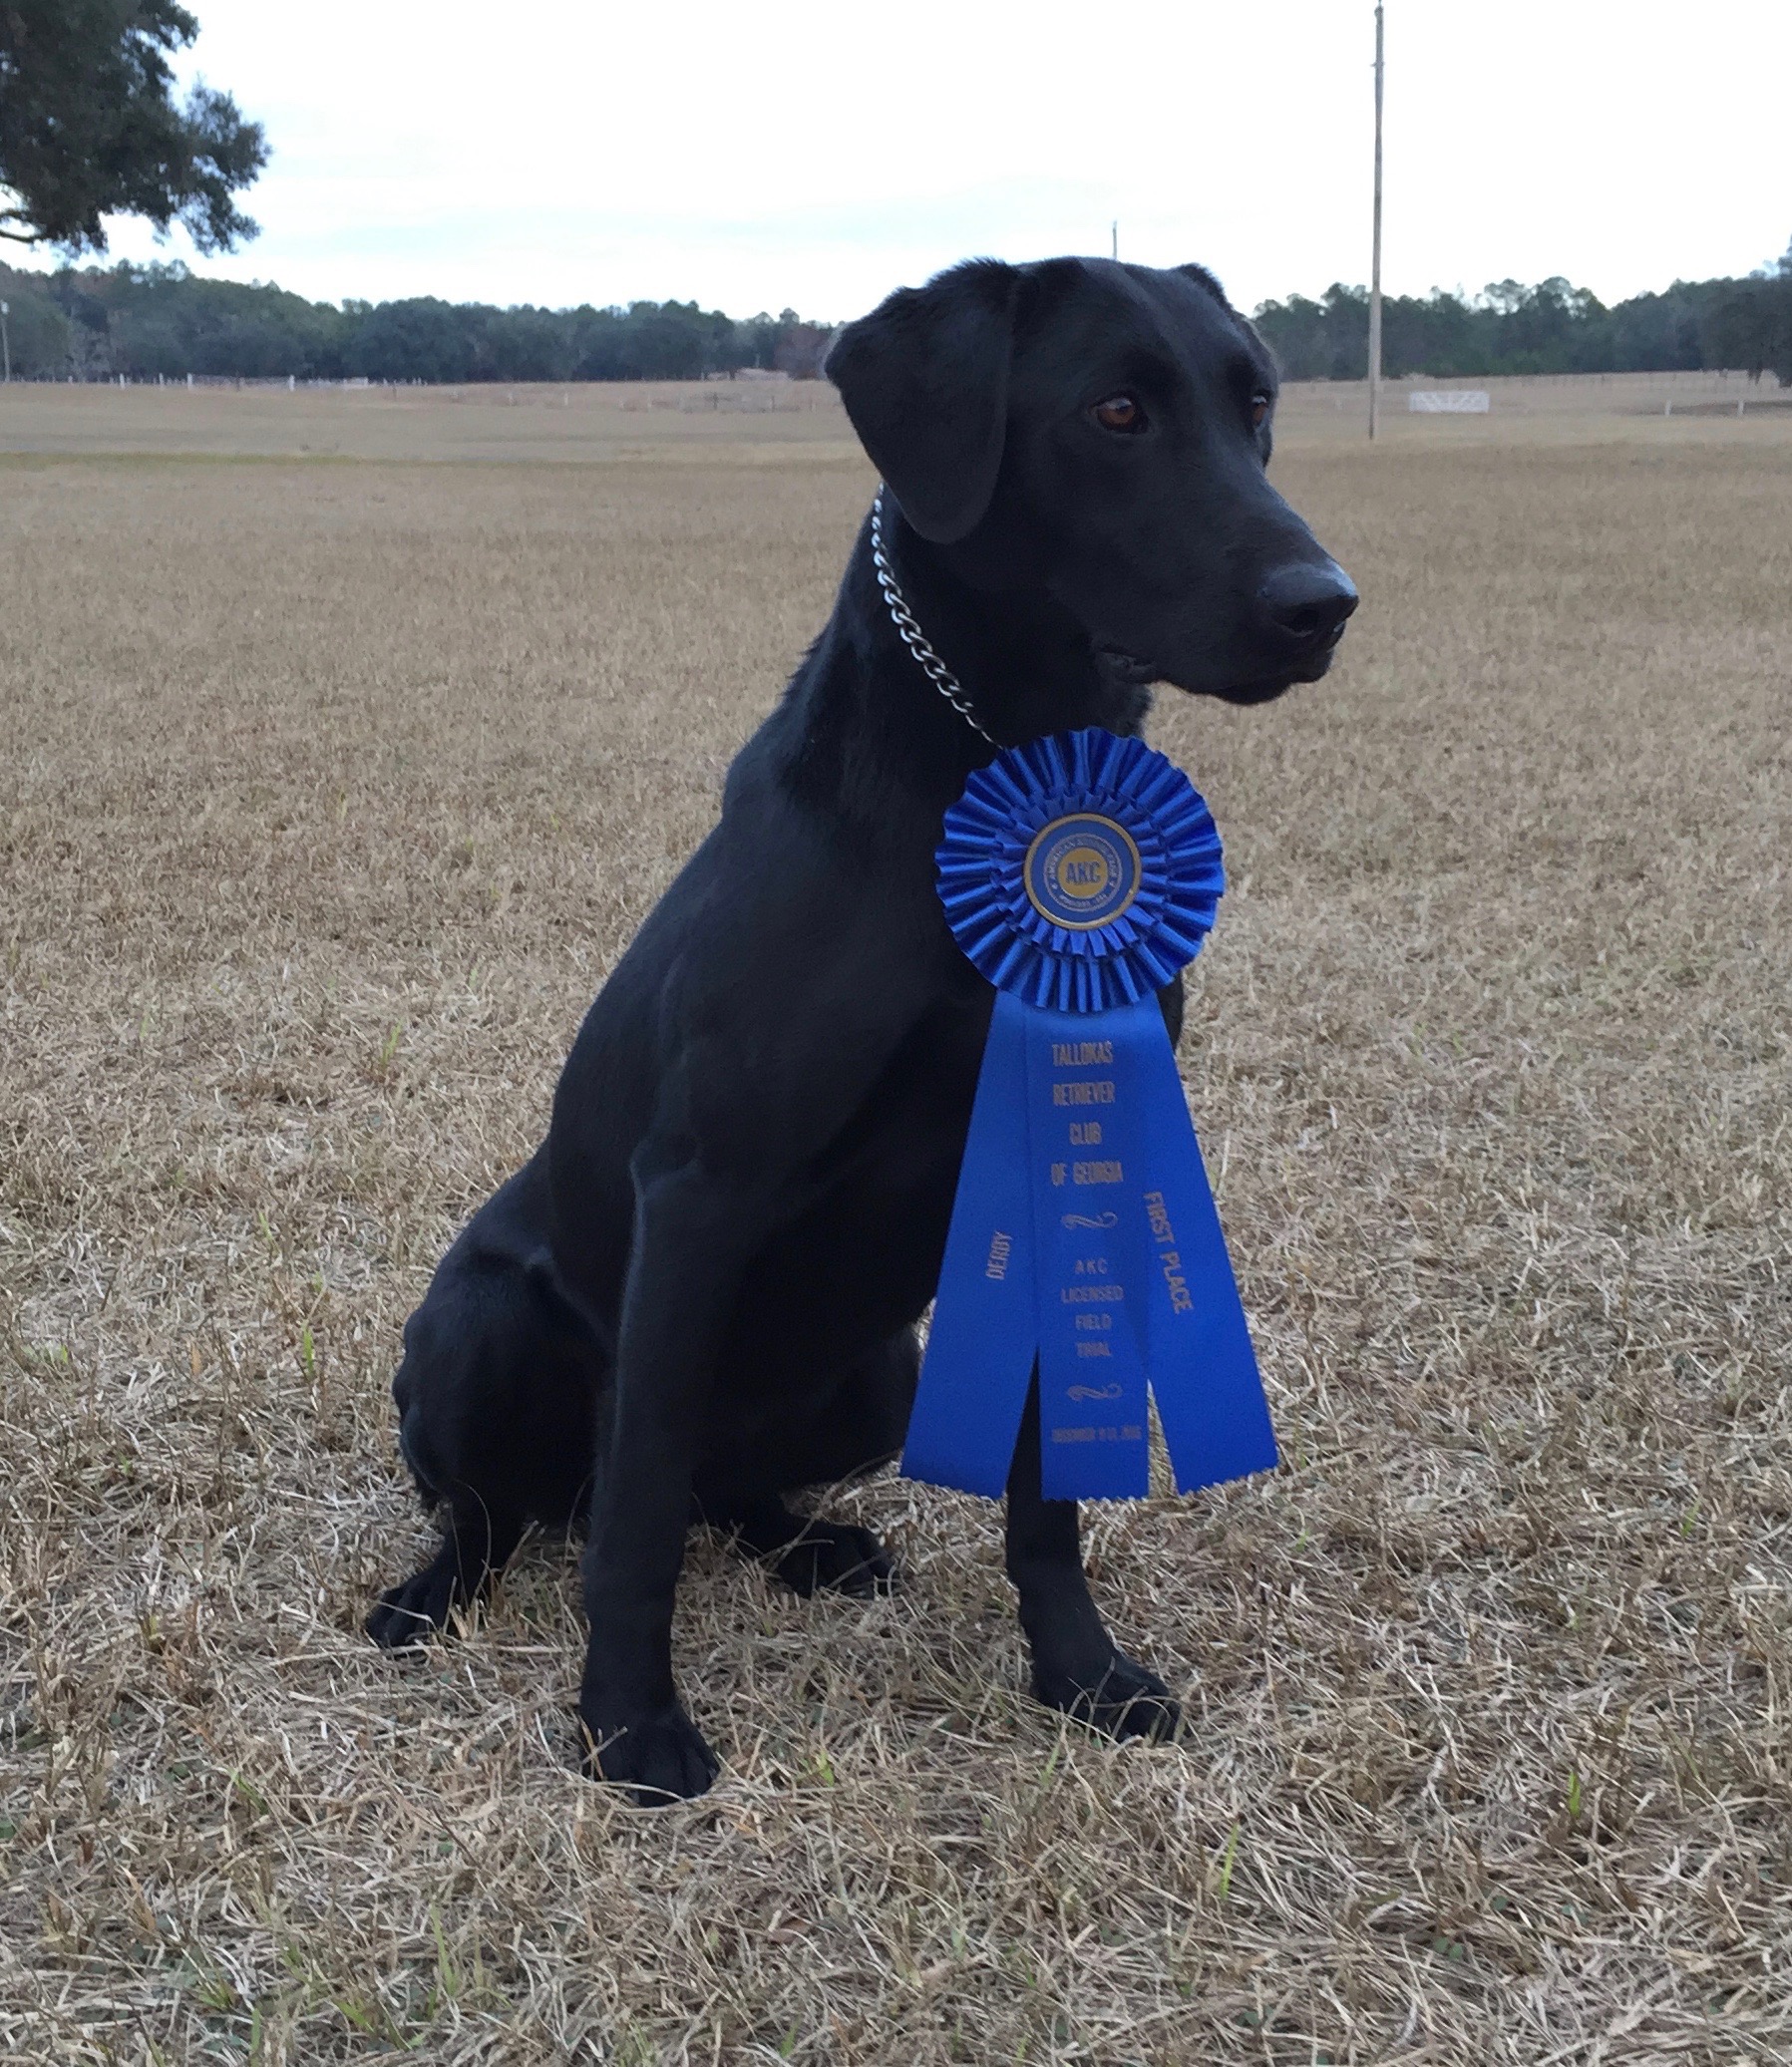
[901,728,1278,1503]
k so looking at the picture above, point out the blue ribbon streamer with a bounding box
[899,993,1038,1499]
[902,992,1276,1501]
[901,728,1278,1505]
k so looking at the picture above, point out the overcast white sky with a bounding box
[23,0,1792,321]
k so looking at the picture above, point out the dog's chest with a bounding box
[740,990,993,1341]
[843,982,986,1182]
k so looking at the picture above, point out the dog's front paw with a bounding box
[581,1700,720,1805]
[773,1520,893,1599]
[1034,1651,1181,1743]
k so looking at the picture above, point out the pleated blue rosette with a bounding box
[902,728,1278,1503]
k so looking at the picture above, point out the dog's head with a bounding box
[827,256,1356,705]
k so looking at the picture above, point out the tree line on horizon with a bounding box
[1,252,1788,388]
[0,261,837,383]
[1252,256,1792,387]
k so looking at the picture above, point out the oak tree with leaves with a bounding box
[0,0,265,254]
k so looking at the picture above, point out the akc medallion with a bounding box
[902,728,1277,1503]
[1023,814,1141,929]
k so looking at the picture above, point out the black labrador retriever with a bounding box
[366,256,1356,1803]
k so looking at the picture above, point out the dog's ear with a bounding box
[825,259,1020,544]
[1176,262,1232,309]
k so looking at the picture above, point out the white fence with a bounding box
[1409,390,1491,414]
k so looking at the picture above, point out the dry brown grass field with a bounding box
[2,380,1790,2065]
[0,367,1780,463]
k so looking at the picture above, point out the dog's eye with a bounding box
[1251,394,1271,430]
[1092,394,1146,434]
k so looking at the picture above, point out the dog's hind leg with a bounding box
[367,1155,604,1650]
[366,1499,524,1649]
[696,1328,916,1597]
[1004,1376,1180,1742]
[706,1496,892,1598]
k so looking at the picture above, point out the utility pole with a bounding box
[1,301,10,384]
[1111,220,1118,261]
[1368,2,1384,440]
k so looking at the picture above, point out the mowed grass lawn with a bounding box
[2,390,1790,2065]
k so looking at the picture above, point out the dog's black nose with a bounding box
[1255,561,1359,645]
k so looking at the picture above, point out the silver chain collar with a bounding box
[869,490,997,746]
